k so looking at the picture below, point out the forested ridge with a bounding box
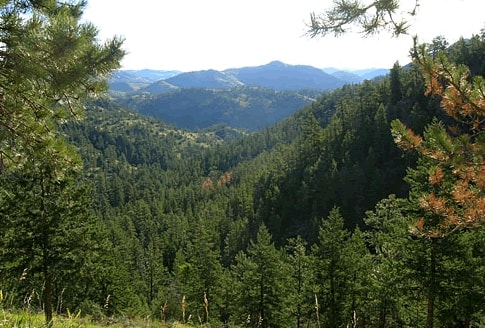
[116,86,321,131]
[0,1,484,326]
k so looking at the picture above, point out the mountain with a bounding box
[164,69,243,89]
[322,67,389,82]
[329,70,362,84]
[354,68,389,80]
[225,60,346,90]
[125,69,181,81]
[109,69,181,92]
[110,62,389,131]
[142,80,179,94]
[111,61,387,94]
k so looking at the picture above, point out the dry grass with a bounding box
[0,311,201,328]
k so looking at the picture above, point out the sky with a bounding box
[83,0,485,72]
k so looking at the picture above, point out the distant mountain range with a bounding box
[109,61,390,131]
[109,61,388,93]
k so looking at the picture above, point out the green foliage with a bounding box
[312,208,351,326]
[364,196,423,326]
[285,236,314,328]
[0,0,124,172]
[231,225,291,327]
[0,141,106,323]
[2,5,485,325]
[308,0,419,37]
[0,0,123,325]
[45,32,484,326]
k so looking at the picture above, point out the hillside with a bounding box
[2,31,485,328]
[118,86,321,130]
[109,62,388,132]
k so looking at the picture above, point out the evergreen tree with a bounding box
[174,219,223,324]
[0,140,99,324]
[341,227,373,327]
[390,61,403,105]
[311,207,350,327]
[390,40,485,327]
[231,224,290,327]
[392,42,485,236]
[364,195,422,327]
[0,2,123,324]
[308,0,419,37]
[436,228,485,326]
[286,236,315,328]
[0,0,124,172]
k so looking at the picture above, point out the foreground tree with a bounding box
[285,236,315,328]
[0,0,124,325]
[389,39,485,327]
[0,140,99,325]
[0,0,124,171]
[392,41,485,237]
[309,3,485,324]
[309,3,485,236]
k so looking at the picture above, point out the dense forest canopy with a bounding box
[1,1,484,327]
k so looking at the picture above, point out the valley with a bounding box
[1,3,484,325]
[108,61,387,131]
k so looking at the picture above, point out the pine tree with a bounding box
[308,0,419,37]
[174,219,223,324]
[311,207,350,327]
[0,140,97,325]
[0,0,124,172]
[364,195,424,327]
[0,1,123,325]
[231,224,290,327]
[392,40,485,237]
[286,236,315,328]
[390,62,403,105]
[390,40,485,327]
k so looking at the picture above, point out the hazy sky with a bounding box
[83,0,485,72]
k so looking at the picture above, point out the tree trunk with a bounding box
[426,244,436,328]
[260,272,265,328]
[40,177,54,327]
[378,300,387,328]
[44,266,53,327]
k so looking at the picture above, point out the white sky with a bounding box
[83,0,485,72]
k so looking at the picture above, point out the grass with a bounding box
[0,311,206,328]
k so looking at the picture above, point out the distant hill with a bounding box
[165,69,243,89]
[110,61,389,93]
[109,69,181,92]
[109,61,390,131]
[329,70,362,84]
[122,86,319,130]
[142,80,179,94]
[120,69,181,82]
[322,67,389,82]
[354,68,389,80]
[224,60,346,90]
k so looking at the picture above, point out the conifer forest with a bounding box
[0,1,484,327]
